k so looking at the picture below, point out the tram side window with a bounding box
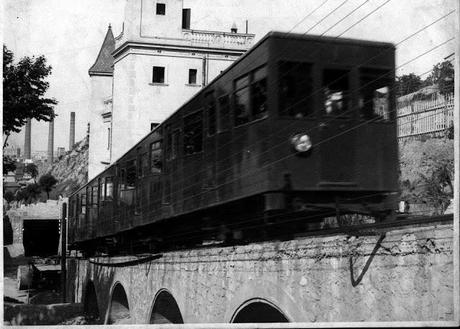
[106,177,114,200]
[323,68,350,117]
[218,95,230,132]
[172,129,180,159]
[360,68,391,121]
[119,160,136,206]
[99,178,105,202]
[75,195,80,216]
[251,65,268,120]
[118,168,126,206]
[279,61,314,118]
[165,125,172,160]
[184,111,203,155]
[92,185,98,206]
[86,187,91,206]
[234,75,250,126]
[126,160,137,189]
[150,141,162,173]
[205,92,216,136]
[80,192,86,214]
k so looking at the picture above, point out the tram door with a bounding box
[319,68,356,184]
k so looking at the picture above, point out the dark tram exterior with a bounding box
[68,32,398,253]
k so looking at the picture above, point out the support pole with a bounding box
[452,1,459,324]
[61,202,67,303]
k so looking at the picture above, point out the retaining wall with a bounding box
[67,221,454,324]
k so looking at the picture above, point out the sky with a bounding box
[3,0,456,154]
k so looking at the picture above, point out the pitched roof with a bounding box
[89,25,115,76]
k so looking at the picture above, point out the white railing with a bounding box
[397,95,454,138]
[182,29,254,49]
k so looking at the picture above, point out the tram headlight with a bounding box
[291,133,312,153]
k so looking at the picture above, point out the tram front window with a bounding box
[323,68,350,117]
[360,68,391,121]
[279,61,314,118]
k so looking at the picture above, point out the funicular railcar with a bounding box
[68,32,398,254]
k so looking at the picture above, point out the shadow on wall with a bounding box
[349,233,386,287]
[83,281,100,323]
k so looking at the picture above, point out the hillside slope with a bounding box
[42,137,88,198]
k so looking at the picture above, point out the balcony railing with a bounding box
[182,29,254,49]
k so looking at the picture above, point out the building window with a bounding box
[152,66,165,83]
[182,9,191,29]
[188,69,197,84]
[156,3,166,15]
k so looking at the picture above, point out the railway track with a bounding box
[291,213,454,239]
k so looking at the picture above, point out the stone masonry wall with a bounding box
[67,222,454,324]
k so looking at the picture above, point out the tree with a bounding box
[3,155,16,174]
[4,191,16,204]
[395,73,423,97]
[16,183,42,205]
[38,173,58,199]
[24,163,39,181]
[3,45,57,149]
[426,60,454,96]
[418,161,453,215]
[399,139,454,215]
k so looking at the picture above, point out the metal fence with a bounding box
[397,94,454,139]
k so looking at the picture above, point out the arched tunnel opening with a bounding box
[83,281,100,324]
[107,283,130,324]
[232,300,289,323]
[149,290,184,324]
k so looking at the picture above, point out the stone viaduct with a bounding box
[66,219,455,325]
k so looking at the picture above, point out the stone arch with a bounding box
[148,289,184,324]
[83,280,100,323]
[231,298,290,323]
[106,282,131,325]
[225,279,306,322]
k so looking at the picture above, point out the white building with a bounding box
[88,0,255,180]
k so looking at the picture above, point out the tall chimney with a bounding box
[69,112,75,150]
[24,118,32,159]
[48,119,54,163]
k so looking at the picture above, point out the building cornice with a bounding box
[88,71,114,77]
[113,41,247,60]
